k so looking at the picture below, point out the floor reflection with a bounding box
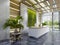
[0,31,60,45]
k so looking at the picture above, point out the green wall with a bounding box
[27,9,36,27]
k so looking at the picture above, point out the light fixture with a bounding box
[10,1,19,6]
[35,4,41,8]
[10,15,17,17]
[45,7,50,9]
[41,8,44,10]
[46,1,50,5]
[47,10,50,12]
[10,7,19,11]
[41,0,44,1]
[37,0,41,2]
[37,0,44,2]
[40,3,46,7]
[30,0,37,4]
[53,4,57,8]
[25,1,31,5]
[43,11,46,12]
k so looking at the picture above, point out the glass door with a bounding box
[52,12,59,31]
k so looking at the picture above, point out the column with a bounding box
[20,3,28,30]
[0,0,10,40]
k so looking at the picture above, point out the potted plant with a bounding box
[3,15,24,41]
[3,15,24,30]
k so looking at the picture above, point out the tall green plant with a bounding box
[3,15,24,29]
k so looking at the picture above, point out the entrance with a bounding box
[52,12,59,31]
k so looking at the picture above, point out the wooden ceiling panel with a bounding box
[48,0,53,6]
[10,11,20,16]
[55,0,60,4]
[10,3,19,10]
[10,0,20,5]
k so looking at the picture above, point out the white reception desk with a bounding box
[28,27,49,38]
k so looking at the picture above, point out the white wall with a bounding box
[0,0,10,40]
[20,3,28,29]
[35,11,40,27]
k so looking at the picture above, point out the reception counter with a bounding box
[28,27,49,38]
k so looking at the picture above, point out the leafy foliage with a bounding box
[42,21,47,26]
[27,9,36,27]
[3,15,24,29]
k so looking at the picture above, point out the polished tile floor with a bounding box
[0,31,60,45]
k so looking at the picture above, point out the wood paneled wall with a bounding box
[10,0,20,18]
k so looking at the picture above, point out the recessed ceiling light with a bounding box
[30,0,37,4]
[41,0,44,1]
[38,0,41,2]
[38,0,44,2]
[35,4,41,8]
[53,5,57,8]
[47,10,50,12]
[45,7,50,9]
[10,15,17,17]
[41,8,44,10]
[40,3,46,7]
[25,1,31,5]
[10,1,19,6]
[43,11,46,12]
[10,7,19,11]
[46,1,50,5]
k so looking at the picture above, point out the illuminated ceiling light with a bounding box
[10,15,17,17]
[53,0,55,4]
[41,8,44,10]
[38,0,44,2]
[47,10,50,12]
[25,1,31,5]
[35,4,41,8]
[30,0,37,4]
[46,7,50,9]
[10,7,19,11]
[40,3,46,7]
[41,0,44,1]
[53,5,57,8]
[45,7,50,9]
[10,1,19,6]
[19,0,21,2]
[38,0,41,2]
[43,11,46,12]
[46,1,50,5]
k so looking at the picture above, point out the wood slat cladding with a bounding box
[10,0,20,18]
[10,9,20,16]
[10,3,19,10]
[10,0,20,5]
